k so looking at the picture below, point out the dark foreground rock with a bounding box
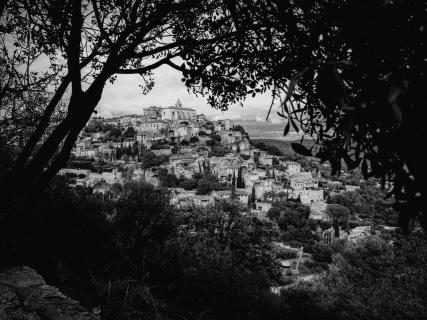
[0,266,99,320]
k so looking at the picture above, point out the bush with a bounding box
[180,179,198,190]
[304,260,329,273]
[208,145,227,157]
[196,179,213,195]
[190,136,199,143]
[141,151,169,168]
[311,243,333,263]
[276,248,298,260]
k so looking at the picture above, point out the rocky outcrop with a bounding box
[0,266,100,320]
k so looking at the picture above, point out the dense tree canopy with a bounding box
[170,200,282,319]
[328,183,399,226]
[264,1,427,230]
[326,203,350,238]
[268,200,319,251]
[317,235,427,320]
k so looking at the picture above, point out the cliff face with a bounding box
[0,266,100,320]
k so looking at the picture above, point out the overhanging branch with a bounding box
[116,54,179,75]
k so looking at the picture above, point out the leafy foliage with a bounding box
[169,200,282,319]
[208,145,228,157]
[246,1,427,229]
[140,151,169,169]
[268,200,319,251]
[316,235,427,320]
[328,182,399,226]
[0,176,287,320]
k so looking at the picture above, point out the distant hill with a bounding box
[251,138,315,157]
[235,120,303,141]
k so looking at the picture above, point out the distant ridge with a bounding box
[235,120,303,141]
[251,138,315,156]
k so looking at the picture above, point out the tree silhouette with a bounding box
[1,0,269,203]
[186,0,427,230]
[236,166,245,188]
[250,185,256,209]
[266,1,427,230]
[0,8,65,146]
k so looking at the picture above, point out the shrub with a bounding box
[311,243,333,263]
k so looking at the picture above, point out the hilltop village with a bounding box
[60,100,394,248]
[65,101,323,205]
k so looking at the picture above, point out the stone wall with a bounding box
[0,266,99,320]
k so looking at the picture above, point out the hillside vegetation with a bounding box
[251,139,315,158]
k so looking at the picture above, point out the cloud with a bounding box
[96,65,274,120]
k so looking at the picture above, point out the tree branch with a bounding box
[165,60,187,72]
[130,32,238,60]
[68,0,83,93]
[116,54,179,74]
[9,75,71,178]
[91,0,113,47]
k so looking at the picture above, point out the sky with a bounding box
[96,64,285,124]
[9,35,285,125]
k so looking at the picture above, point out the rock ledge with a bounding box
[0,266,99,320]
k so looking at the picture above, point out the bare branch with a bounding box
[68,0,83,93]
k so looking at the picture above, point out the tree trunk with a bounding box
[3,85,104,207]
[9,76,71,179]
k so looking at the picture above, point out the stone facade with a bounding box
[138,120,168,133]
[161,106,196,121]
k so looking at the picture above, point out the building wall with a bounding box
[138,122,168,133]
[175,126,190,137]
[260,156,273,166]
[162,107,196,121]
[152,149,172,156]
[294,189,324,204]
[143,106,162,120]
[224,119,232,131]
[286,163,301,174]
[255,201,272,212]
[220,131,242,144]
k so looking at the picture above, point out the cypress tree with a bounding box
[237,166,245,188]
[232,171,236,188]
[251,185,256,209]
[231,175,236,199]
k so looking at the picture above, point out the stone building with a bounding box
[220,131,243,144]
[143,106,163,120]
[161,100,196,121]
[138,120,168,133]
